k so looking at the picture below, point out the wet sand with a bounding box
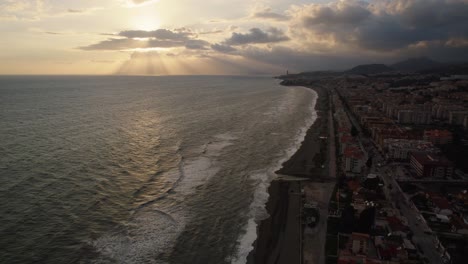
[247,85,331,264]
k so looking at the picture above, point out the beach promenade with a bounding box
[303,88,337,264]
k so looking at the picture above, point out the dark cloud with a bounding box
[211,44,237,53]
[302,2,370,26]
[185,39,210,50]
[398,0,468,28]
[225,27,289,45]
[292,0,468,52]
[252,8,289,21]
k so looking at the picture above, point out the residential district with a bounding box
[283,68,468,264]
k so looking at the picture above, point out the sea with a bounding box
[0,75,317,264]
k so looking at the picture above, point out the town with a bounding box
[281,64,468,264]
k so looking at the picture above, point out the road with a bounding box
[379,165,446,264]
[328,91,337,180]
[364,138,446,264]
[335,87,446,264]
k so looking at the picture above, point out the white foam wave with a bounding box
[231,86,318,264]
[175,133,236,193]
[92,208,183,264]
[92,133,238,263]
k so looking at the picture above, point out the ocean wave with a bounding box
[92,133,238,263]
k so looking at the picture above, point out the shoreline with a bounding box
[247,84,331,264]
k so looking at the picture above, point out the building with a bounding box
[397,110,413,124]
[373,127,421,151]
[384,139,438,161]
[351,233,370,255]
[451,215,468,235]
[449,111,468,126]
[410,153,454,178]
[431,102,465,120]
[344,146,365,174]
[397,110,432,124]
[429,195,453,215]
[340,134,355,154]
[423,129,453,145]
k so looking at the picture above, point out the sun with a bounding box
[132,14,161,31]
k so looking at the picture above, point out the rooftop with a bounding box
[411,152,453,166]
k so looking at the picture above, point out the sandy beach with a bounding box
[247,85,333,264]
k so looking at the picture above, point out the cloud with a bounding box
[211,44,237,53]
[0,0,44,21]
[185,39,210,50]
[80,28,209,51]
[226,0,468,72]
[67,9,83,13]
[44,31,62,35]
[124,0,159,7]
[198,30,223,35]
[300,1,370,26]
[289,0,468,52]
[118,29,192,40]
[225,27,289,45]
[251,8,289,21]
[81,0,468,74]
[79,38,150,50]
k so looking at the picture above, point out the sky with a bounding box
[1,0,468,75]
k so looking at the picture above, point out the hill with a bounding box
[392,57,442,72]
[345,64,394,75]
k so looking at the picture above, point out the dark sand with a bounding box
[247,85,330,264]
[276,86,329,178]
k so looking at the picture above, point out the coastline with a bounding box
[247,85,331,264]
